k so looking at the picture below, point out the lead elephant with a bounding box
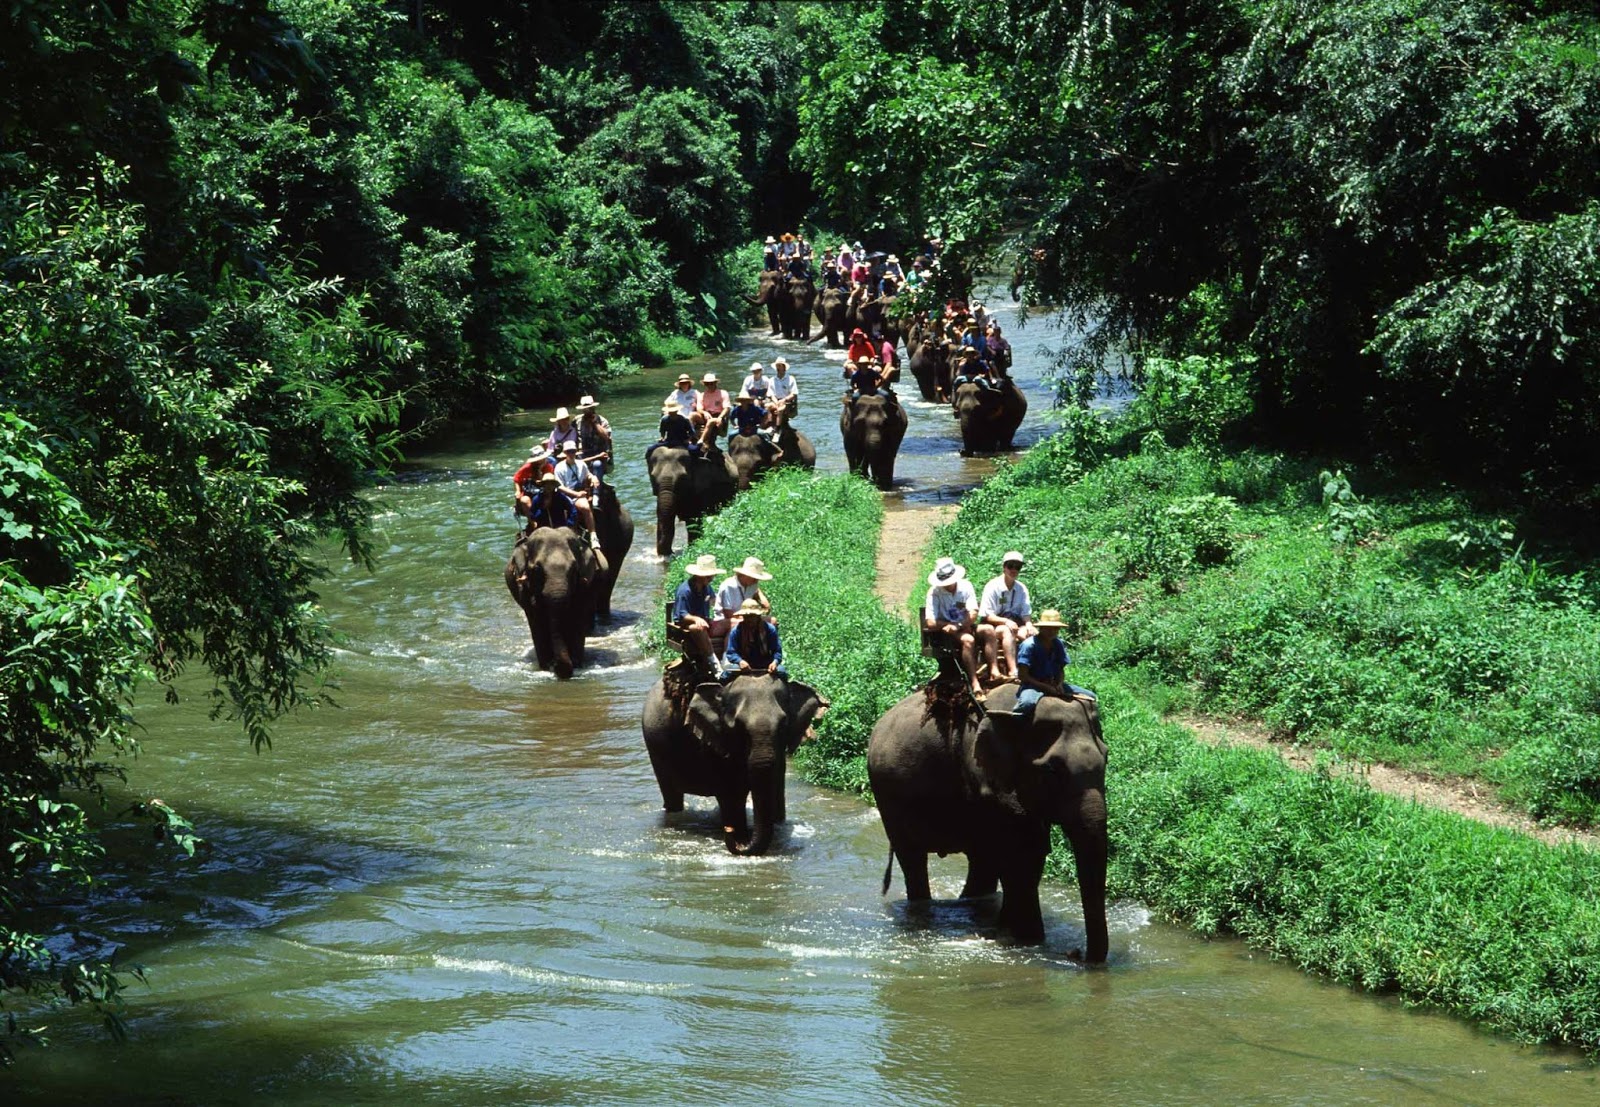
[642,672,828,855]
[867,682,1108,959]
[504,526,605,679]
[591,485,635,620]
[840,394,908,491]
[811,287,849,348]
[953,377,1028,454]
[647,444,738,556]
[745,269,784,335]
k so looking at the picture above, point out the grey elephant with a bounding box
[840,393,908,491]
[504,526,605,678]
[811,287,849,348]
[647,444,737,557]
[745,269,784,335]
[642,672,828,855]
[908,335,953,402]
[772,419,816,471]
[867,682,1109,959]
[591,486,635,620]
[953,377,1028,455]
[726,430,784,491]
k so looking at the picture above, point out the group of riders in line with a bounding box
[761,231,939,298]
[511,396,613,547]
[652,358,801,462]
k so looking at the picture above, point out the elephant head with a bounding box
[648,445,737,556]
[504,526,601,678]
[686,675,827,855]
[726,431,780,490]
[745,269,784,334]
[908,338,952,402]
[811,288,849,347]
[953,380,1003,454]
[784,280,816,340]
[969,684,1108,962]
[840,394,908,491]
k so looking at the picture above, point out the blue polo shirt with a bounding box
[1017,635,1068,683]
[672,579,713,622]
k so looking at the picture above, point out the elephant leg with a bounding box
[959,856,1000,900]
[998,849,1049,944]
[716,791,749,841]
[1067,791,1110,963]
[771,771,786,825]
[646,744,685,812]
[896,846,932,902]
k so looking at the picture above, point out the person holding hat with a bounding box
[553,441,600,542]
[924,557,990,699]
[510,444,554,526]
[980,552,1036,682]
[544,406,580,455]
[673,554,723,674]
[693,372,730,450]
[527,471,579,532]
[575,395,612,486]
[741,361,771,405]
[1014,609,1095,717]
[722,597,785,679]
[713,556,773,640]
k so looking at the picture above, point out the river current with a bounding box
[7,294,1595,1104]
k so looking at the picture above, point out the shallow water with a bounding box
[8,291,1596,1104]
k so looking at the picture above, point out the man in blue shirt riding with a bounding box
[1014,608,1096,717]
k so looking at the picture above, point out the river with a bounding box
[7,294,1595,1104]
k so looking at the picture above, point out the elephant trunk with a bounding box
[1065,789,1109,963]
[655,487,678,556]
[726,757,780,856]
[543,591,575,679]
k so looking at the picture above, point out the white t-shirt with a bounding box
[742,373,771,399]
[668,387,697,417]
[979,575,1031,622]
[553,457,591,491]
[716,575,767,618]
[925,580,977,625]
[768,373,797,401]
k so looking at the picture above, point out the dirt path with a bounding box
[874,502,958,620]
[871,502,1597,850]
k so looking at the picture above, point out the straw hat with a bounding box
[662,400,680,415]
[686,554,722,578]
[1002,551,1026,568]
[927,557,966,587]
[736,597,766,618]
[773,357,789,370]
[578,395,598,411]
[538,472,559,486]
[781,233,795,242]
[1035,609,1067,629]
[749,361,764,372]
[735,556,772,581]
[550,406,572,422]
[702,372,719,385]
[736,391,755,402]
[677,372,693,385]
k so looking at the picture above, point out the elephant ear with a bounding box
[969,714,1022,801]
[782,680,829,754]
[565,532,601,585]
[687,682,737,758]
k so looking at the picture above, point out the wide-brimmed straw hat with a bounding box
[662,400,681,415]
[781,233,795,242]
[550,406,572,422]
[736,391,755,402]
[538,472,559,486]
[677,372,693,384]
[686,554,722,578]
[578,395,598,411]
[1002,551,1026,567]
[736,597,766,618]
[927,557,966,587]
[1036,609,1067,628]
[773,357,789,370]
[735,556,772,581]
[702,372,719,385]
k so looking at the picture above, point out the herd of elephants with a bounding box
[499,290,1109,965]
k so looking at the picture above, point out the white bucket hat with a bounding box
[927,557,966,587]
[735,556,772,581]
[702,372,719,385]
[528,444,549,462]
[550,406,572,422]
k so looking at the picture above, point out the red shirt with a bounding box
[513,458,553,492]
[846,337,874,363]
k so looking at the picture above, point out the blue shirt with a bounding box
[1017,635,1068,683]
[724,620,782,670]
[672,580,713,622]
[732,405,764,436]
[530,490,578,530]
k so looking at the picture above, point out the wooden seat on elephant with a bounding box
[663,599,726,657]
[918,606,959,659]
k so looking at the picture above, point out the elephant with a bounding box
[867,682,1108,959]
[908,336,954,402]
[647,444,738,557]
[504,526,605,679]
[746,269,784,335]
[953,377,1028,454]
[726,430,783,491]
[811,287,849,348]
[781,279,816,340]
[772,418,817,471]
[642,672,828,855]
[591,486,635,620]
[840,393,908,491]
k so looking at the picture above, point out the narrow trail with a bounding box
[873,498,1598,851]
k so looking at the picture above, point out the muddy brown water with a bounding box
[8,293,1595,1103]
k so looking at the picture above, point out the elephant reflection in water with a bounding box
[868,682,1109,961]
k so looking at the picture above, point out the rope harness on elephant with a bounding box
[662,657,699,725]
[920,661,982,727]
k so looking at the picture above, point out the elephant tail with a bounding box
[880,847,895,896]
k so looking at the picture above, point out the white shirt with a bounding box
[668,387,697,417]
[553,457,591,491]
[768,373,797,401]
[925,580,977,625]
[979,575,1031,622]
[716,575,766,618]
[742,373,771,398]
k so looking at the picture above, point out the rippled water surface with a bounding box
[9,293,1596,1104]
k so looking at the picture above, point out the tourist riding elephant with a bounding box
[504,526,605,679]
[647,444,738,556]
[867,682,1108,959]
[642,673,828,856]
[726,431,783,491]
[591,486,635,621]
[840,393,908,491]
[745,269,784,335]
[811,287,849,348]
[953,377,1028,454]
[782,279,816,340]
